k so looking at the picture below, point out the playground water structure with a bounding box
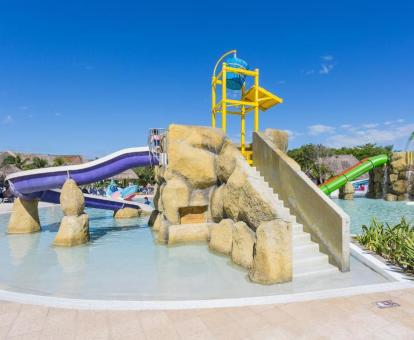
[6,147,157,212]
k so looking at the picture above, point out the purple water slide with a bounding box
[5,147,158,211]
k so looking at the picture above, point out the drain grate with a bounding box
[375,300,400,309]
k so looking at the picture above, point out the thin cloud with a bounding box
[319,63,334,75]
[326,123,414,148]
[308,124,336,135]
[321,55,334,61]
[362,123,379,129]
[2,115,13,124]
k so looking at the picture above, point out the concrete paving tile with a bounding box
[197,308,234,330]
[7,330,42,340]
[75,310,110,340]
[0,303,20,316]
[143,324,180,340]
[172,315,209,338]
[166,309,197,322]
[107,311,145,340]
[7,305,49,338]
[0,312,19,328]
[0,325,10,339]
[249,325,293,340]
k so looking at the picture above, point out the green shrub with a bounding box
[356,218,414,273]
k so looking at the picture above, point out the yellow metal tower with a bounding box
[211,50,283,164]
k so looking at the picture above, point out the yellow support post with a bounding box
[254,68,259,132]
[221,63,227,132]
[211,76,216,128]
[241,105,246,155]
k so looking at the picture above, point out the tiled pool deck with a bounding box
[0,288,413,339]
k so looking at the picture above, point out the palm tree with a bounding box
[53,157,65,166]
[29,157,49,169]
[1,154,30,169]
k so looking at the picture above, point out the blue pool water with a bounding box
[0,205,388,300]
[333,198,414,234]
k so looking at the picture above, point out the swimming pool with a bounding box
[0,206,387,300]
[333,198,414,234]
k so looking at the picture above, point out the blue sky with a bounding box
[1,1,413,157]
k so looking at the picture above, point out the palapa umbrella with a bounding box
[0,164,21,182]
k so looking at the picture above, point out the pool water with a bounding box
[333,198,414,234]
[0,206,388,300]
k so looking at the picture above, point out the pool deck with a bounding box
[0,288,413,339]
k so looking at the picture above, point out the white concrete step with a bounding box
[292,232,311,245]
[292,223,303,233]
[253,166,339,279]
[293,242,320,258]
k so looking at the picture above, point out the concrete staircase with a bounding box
[251,167,338,278]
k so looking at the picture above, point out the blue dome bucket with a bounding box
[225,56,248,90]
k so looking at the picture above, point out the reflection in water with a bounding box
[7,233,41,265]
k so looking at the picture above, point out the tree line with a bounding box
[1,154,66,170]
[287,143,393,184]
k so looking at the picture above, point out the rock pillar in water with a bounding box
[54,179,89,247]
[339,182,354,200]
[113,207,140,219]
[7,198,41,234]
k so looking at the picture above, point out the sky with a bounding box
[1,1,413,158]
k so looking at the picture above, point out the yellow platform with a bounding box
[242,86,283,111]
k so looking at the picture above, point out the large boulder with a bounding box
[167,142,217,189]
[231,221,255,269]
[7,198,41,234]
[384,193,397,201]
[54,214,89,247]
[391,158,407,173]
[249,219,292,284]
[148,210,159,227]
[264,128,288,153]
[60,179,85,216]
[209,219,234,255]
[113,207,140,219]
[391,180,407,195]
[339,182,354,200]
[168,124,225,154]
[223,161,288,229]
[156,215,170,244]
[217,140,245,182]
[210,184,225,222]
[168,223,211,245]
[161,176,190,224]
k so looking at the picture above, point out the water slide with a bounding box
[319,154,389,195]
[5,147,158,212]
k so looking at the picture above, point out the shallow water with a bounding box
[0,206,387,300]
[333,198,414,234]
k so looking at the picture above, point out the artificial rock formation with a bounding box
[339,182,354,200]
[264,128,288,153]
[367,152,414,201]
[7,198,41,234]
[54,179,89,247]
[168,223,211,245]
[209,219,234,255]
[231,221,255,269]
[249,219,292,284]
[150,124,292,284]
[113,207,140,219]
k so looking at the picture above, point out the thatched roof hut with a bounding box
[0,164,21,182]
[322,155,368,179]
[110,169,138,181]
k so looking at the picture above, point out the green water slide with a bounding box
[319,154,389,195]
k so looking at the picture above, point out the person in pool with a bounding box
[144,196,151,205]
